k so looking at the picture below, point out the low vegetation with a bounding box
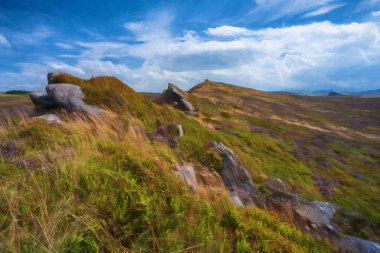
[1,74,378,252]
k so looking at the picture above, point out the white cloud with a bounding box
[1,63,48,92]
[55,42,74,49]
[207,25,253,37]
[13,25,52,45]
[248,0,344,23]
[303,4,344,17]
[0,34,11,47]
[372,10,380,17]
[0,61,88,92]
[124,11,173,42]
[53,20,380,92]
[2,16,380,92]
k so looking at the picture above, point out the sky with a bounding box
[0,0,380,92]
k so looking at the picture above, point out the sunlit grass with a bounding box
[0,73,338,252]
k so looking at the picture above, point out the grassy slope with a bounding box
[0,74,361,252]
[189,80,380,240]
[0,93,34,121]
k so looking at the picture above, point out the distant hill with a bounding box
[294,89,380,97]
[327,91,343,96]
[272,88,380,97]
[345,88,380,97]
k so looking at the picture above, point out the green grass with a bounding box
[189,80,380,240]
[0,74,337,252]
[0,116,335,252]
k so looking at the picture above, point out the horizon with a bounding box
[1,0,380,92]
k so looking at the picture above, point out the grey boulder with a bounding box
[266,178,287,193]
[46,83,101,116]
[294,201,338,227]
[212,142,265,208]
[176,124,184,137]
[175,165,199,192]
[151,123,183,147]
[340,236,380,253]
[164,83,196,113]
[33,114,63,124]
[229,191,244,207]
[180,98,195,112]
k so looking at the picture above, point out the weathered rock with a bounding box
[294,201,338,227]
[264,179,379,252]
[180,98,195,112]
[47,72,65,84]
[229,191,244,207]
[323,224,338,235]
[340,236,380,253]
[29,92,58,108]
[33,114,63,124]
[151,123,183,147]
[212,142,265,208]
[175,165,199,192]
[266,178,287,193]
[164,83,196,113]
[265,178,299,202]
[46,83,83,111]
[176,124,184,137]
[46,83,102,116]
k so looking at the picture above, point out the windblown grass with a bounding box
[0,74,336,252]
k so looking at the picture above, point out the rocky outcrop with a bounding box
[265,178,337,229]
[266,178,290,194]
[46,83,101,116]
[164,83,196,114]
[264,178,380,252]
[30,73,102,117]
[175,165,199,192]
[151,123,183,147]
[33,114,63,124]
[212,142,265,208]
[340,236,380,253]
[294,201,338,227]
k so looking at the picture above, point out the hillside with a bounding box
[283,89,380,97]
[189,80,380,236]
[0,74,379,253]
[345,89,380,97]
[0,93,34,121]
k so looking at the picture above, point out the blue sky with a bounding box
[0,0,380,92]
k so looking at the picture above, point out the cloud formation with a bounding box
[248,0,345,22]
[303,4,344,18]
[207,26,254,37]
[0,34,11,47]
[372,10,380,17]
[40,19,379,92]
[1,9,380,92]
